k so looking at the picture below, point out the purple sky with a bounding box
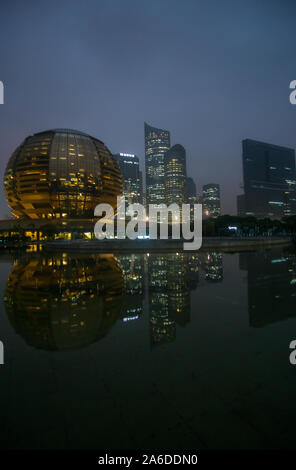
[0,0,296,217]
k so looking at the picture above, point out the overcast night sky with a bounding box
[0,0,296,217]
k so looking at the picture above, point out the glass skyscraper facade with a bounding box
[164,144,187,206]
[114,153,143,205]
[185,177,197,205]
[144,122,170,209]
[202,183,221,218]
[239,139,296,218]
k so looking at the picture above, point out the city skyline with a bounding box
[3,123,296,222]
[1,0,296,456]
[1,0,296,218]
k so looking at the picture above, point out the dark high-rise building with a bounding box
[237,194,246,217]
[185,177,198,222]
[202,183,221,217]
[164,144,187,206]
[144,122,170,210]
[114,153,142,204]
[185,177,197,205]
[239,139,296,218]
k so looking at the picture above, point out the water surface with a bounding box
[0,247,295,449]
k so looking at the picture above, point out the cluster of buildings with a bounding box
[116,129,296,222]
[2,126,296,242]
[114,122,221,219]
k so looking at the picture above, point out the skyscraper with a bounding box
[239,139,296,218]
[164,144,187,206]
[144,122,170,210]
[114,153,142,205]
[237,194,246,217]
[202,184,221,217]
[185,177,197,205]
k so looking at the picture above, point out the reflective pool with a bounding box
[0,247,295,449]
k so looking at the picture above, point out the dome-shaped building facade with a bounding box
[4,128,122,219]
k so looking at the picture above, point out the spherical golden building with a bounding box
[4,128,122,219]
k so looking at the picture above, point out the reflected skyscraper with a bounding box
[4,253,124,350]
[118,254,145,322]
[187,254,200,289]
[144,122,170,215]
[147,254,175,347]
[239,249,296,327]
[166,254,190,326]
[147,253,196,347]
[200,252,223,282]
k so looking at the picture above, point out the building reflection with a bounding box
[147,253,199,347]
[117,254,145,322]
[199,252,223,282]
[239,248,296,327]
[4,253,124,350]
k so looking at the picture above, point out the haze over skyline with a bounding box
[0,0,296,217]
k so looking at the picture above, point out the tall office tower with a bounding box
[202,183,221,217]
[240,139,296,218]
[139,170,143,204]
[185,177,197,205]
[114,153,142,204]
[237,194,246,217]
[144,122,170,214]
[164,144,187,206]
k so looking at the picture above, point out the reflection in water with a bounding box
[4,253,124,350]
[2,248,296,450]
[117,254,145,322]
[239,248,296,327]
[147,253,200,347]
[6,246,294,352]
[3,251,204,351]
[200,252,223,282]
